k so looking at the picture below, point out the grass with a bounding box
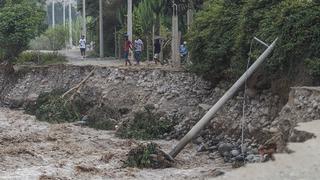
[15,51,67,65]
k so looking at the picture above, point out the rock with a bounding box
[247,148,259,155]
[198,104,211,111]
[246,154,261,163]
[197,143,208,152]
[269,127,279,133]
[193,136,204,145]
[208,146,218,151]
[218,143,233,156]
[27,93,38,101]
[208,151,220,159]
[231,149,240,157]
[234,155,245,161]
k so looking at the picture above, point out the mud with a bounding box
[0,108,230,179]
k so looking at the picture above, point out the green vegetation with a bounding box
[116,105,175,140]
[15,52,67,65]
[85,103,120,130]
[29,25,69,51]
[25,90,80,123]
[305,58,320,78]
[124,142,174,169]
[0,0,45,61]
[188,0,320,82]
[25,89,119,130]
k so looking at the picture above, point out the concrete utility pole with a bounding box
[127,0,133,60]
[171,2,180,67]
[63,0,66,27]
[169,38,278,158]
[82,0,86,36]
[69,0,73,48]
[52,0,55,28]
[187,3,194,30]
[99,0,104,58]
[127,0,133,43]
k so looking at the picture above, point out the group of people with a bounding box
[123,34,188,66]
[78,34,188,65]
[123,35,144,66]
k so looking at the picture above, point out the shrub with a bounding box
[15,51,67,65]
[25,89,80,123]
[85,103,121,130]
[188,0,320,82]
[29,25,69,51]
[305,58,320,77]
[124,142,174,169]
[116,105,175,140]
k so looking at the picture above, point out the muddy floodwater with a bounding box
[0,108,230,179]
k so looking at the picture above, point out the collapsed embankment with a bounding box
[0,65,319,164]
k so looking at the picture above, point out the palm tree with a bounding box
[134,0,154,61]
[149,0,165,36]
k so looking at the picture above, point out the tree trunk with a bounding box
[118,35,121,59]
[155,14,161,36]
[146,37,149,62]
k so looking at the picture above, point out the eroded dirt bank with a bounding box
[0,65,319,179]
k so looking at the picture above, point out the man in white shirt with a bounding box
[134,37,143,65]
[79,35,86,59]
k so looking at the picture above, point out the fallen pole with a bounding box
[169,38,278,158]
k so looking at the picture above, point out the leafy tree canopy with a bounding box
[0,0,45,60]
[188,0,320,83]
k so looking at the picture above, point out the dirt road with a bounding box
[214,120,320,180]
[0,108,229,179]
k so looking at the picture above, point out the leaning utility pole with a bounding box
[99,0,104,58]
[169,38,278,158]
[52,0,55,28]
[171,1,180,67]
[69,0,73,48]
[82,0,86,36]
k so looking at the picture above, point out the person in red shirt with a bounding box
[123,34,132,66]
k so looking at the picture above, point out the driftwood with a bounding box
[61,68,96,99]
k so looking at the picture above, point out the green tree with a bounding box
[188,0,243,82]
[188,0,320,85]
[134,0,154,60]
[0,0,45,71]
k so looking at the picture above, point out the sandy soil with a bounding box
[0,108,230,180]
[214,120,320,180]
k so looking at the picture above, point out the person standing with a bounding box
[79,35,86,59]
[134,37,143,65]
[179,41,188,63]
[154,39,161,65]
[123,34,132,66]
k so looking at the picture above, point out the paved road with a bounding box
[214,120,320,180]
[59,49,124,67]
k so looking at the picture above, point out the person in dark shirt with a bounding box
[154,39,161,64]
